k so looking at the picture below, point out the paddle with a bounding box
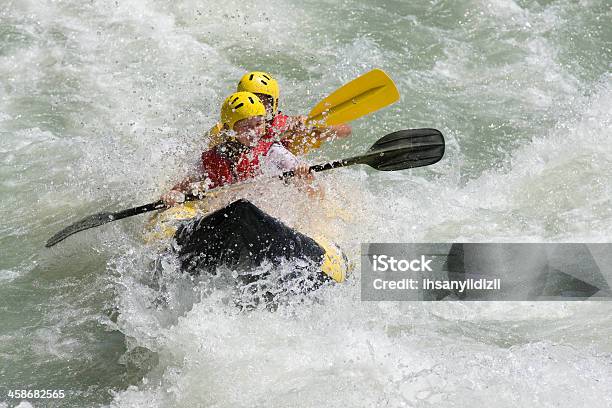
[45,128,444,248]
[307,69,400,126]
[284,128,445,176]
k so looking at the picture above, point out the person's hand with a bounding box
[332,123,352,138]
[289,115,310,132]
[294,163,325,199]
[294,163,314,182]
[161,190,185,207]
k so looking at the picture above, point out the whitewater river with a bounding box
[1,0,611,407]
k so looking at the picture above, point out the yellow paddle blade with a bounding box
[307,69,400,126]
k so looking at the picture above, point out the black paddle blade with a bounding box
[360,128,445,171]
[45,212,115,247]
[45,200,166,247]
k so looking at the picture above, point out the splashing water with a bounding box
[1,0,611,407]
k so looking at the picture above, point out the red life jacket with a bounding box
[264,113,292,149]
[200,139,276,189]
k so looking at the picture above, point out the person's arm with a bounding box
[264,144,325,199]
[282,115,352,155]
[160,175,197,207]
[293,163,325,200]
[161,150,231,207]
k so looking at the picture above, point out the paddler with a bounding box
[162,91,323,207]
[208,71,352,155]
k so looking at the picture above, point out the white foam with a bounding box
[0,269,21,282]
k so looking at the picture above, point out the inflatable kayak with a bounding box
[147,199,350,285]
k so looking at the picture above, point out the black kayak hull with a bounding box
[174,200,347,303]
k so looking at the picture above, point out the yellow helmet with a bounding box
[220,91,266,130]
[237,71,279,114]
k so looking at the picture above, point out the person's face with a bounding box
[233,116,265,146]
[254,93,274,118]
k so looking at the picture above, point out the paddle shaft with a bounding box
[281,157,358,178]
